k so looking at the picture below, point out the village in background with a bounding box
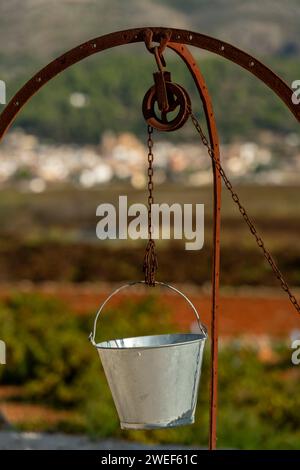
[1,126,300,191]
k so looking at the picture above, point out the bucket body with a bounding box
[96,332,206,429]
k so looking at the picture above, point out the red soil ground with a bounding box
[0,282,299,338]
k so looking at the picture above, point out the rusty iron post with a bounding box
[167,43,221,450]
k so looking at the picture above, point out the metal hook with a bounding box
[154,46,165,72]
[143,29,171,68]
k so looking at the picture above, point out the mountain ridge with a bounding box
[0,0,299,66]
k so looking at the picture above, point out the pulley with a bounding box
[142,45,191,132]
[142,78,191,132]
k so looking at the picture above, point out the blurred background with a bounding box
[0,0,300,449]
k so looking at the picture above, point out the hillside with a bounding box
[2,53,299,144]
[0,0,300,64]
[0,1,300,144]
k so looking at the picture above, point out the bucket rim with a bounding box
[94,332,207,350]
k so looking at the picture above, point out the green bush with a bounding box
[0,292,175,410]
[1,292,300,448]
[0,293,93,406]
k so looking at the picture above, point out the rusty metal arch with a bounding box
[0,26,299,451]
[0,26,300,138]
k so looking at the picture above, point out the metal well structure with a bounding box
[0,27,299,450]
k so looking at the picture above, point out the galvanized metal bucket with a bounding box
[89,281,207,429]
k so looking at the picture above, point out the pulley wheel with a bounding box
[142,82,191,132]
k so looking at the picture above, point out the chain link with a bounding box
[189,110,300,315]
[147,125,154,237]
[143,125,158,286]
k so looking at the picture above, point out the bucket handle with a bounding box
[89,281,207,346]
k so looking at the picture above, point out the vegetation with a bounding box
[0,292,300,449]
[0,185,299,287]
[0,239,300,287]
[3,53,300,144]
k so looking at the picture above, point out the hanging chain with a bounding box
[147,124,154,238]
[189,108,300,315]
[143,124,158,286]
